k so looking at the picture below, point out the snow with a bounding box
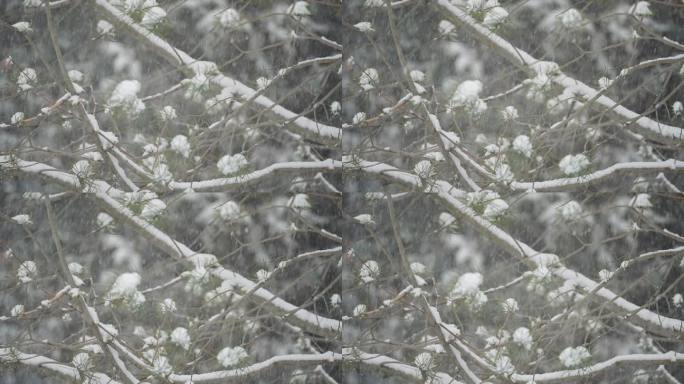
[630,193,652,209]
[72,353,90,371]
[68,70,84,83]
[674,101,683,116]
[559,200,582,221]
[11,214,32,225]
[99,323,118,342]
[501,106,518,121]
[217,346,248,368]
[330,101,341,115]
[414,352,434,371]
[217,154,248,175]
[512,135,532,157]
[354,214,375,225]
[16,261,37,283]
[141,199,166,220]
[218,8,241,28]
[68,262,84,275]
[359,68,379,90]
[513,327,532,350]
[559,8,583,29]
[410,70,425,82]
[72,160,92,178]
[598,77,613,89]
[159,105,177,121]
[558,153,590,175]
[451,80,483,106]
[170,327,191,350]
[414,160,433,179]
[159,298,177,313]
[141,6,166,28]
[629,1,652,17]
[10,112,25,125]
[352,304,367,316]
[598,269,613,282]
[452,272,483,296]
[483,7,508,28]
[359,260,380,283]
[352,112,366,124]
[10,304,24,317]
[17,68,37,91]
[354,22,374,33]
[674,293,683,308]
[97,20,114,35]
[108,80,145,115]
[494,355,514,375]
[410,262,427,275]
[98,131,119,150]
[483,198,508,220]
[97,212,114,228]
[502,298,519,313]
[439,212,456,227]
[438,20,456,35]
[287,1,311,16]
[289,193,311,210]
[108,272,141,299]
[558,346,591,368]
[331,293,341,307]
[170,135,190,158]
[365,0,384,6]
[218,201,241,221]
[494,163,514,183]
[12,22,31,33]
